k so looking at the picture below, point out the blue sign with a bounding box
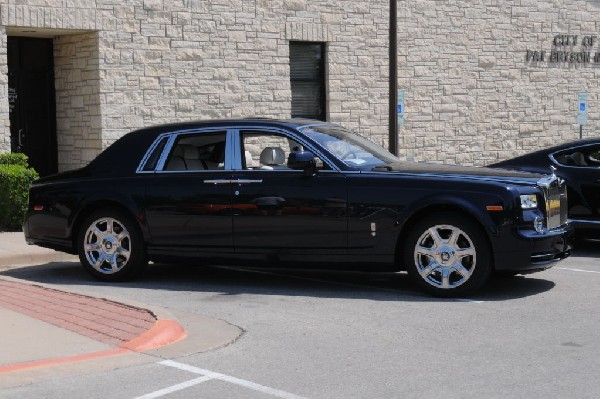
[578,92,588,126]
[397,104,403,114]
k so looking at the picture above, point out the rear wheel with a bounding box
[403,213,491,296]
[77,209,147,281]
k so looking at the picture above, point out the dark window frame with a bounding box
[289,41,327,121]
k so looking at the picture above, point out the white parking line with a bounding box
[556,267,600,274]
[135,360,308,399]
[135,375,215,399]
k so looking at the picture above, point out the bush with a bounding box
[0,154,38,231]
[0,152,29,167]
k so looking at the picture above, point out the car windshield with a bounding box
[299,125,399,169]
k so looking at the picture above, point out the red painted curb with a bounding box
[0,319,187,374]
[0,348,128,374]
[120,319,187,352]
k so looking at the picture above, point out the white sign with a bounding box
[398,90,405,126]
[578,92,588,125]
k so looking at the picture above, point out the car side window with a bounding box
[554,146,600,167]
[240,130,331,171]
[164,131,227,171]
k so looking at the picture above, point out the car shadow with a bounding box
[0,261,556,303]
[571,239,600,258]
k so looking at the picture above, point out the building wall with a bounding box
[0,25,8,154]
[54,32,102,171]
[0,1,599,170]
[398,0,600,165]
[0,0,390,171]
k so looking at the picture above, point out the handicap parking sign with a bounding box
[578,92,588,126]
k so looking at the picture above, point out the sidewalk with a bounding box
[0,232,186,374]
[0,232,77,268]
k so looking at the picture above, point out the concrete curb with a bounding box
[0,232,242,377]
[0,278,187,374]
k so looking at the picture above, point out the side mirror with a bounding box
[288,151,317,176]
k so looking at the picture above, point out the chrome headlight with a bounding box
[520,194,538,210]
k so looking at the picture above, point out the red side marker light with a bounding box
[33,205,44,211]
[486,205,503,211]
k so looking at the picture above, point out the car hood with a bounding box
[371,162,542,184]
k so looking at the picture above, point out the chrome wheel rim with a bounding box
[84,217,131,274]
[413,224,476,289]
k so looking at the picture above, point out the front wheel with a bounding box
[403,213,492,297]
[77,209,147,282]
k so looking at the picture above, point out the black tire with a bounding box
[403,212,492,297]
[77,208,147,282]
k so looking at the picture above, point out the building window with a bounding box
[290,42,326,121]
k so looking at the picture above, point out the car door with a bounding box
[231,128,348,267]
[143,129,235,257]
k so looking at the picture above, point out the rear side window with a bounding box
[163,132,227,171]
[141,136,168,172]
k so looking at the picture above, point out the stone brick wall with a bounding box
[97,0,389,153]
[54,32,102,171]
[1,0,599,170]
[0,26,8,154]
[398,0,600,165]
[0,0,390,171]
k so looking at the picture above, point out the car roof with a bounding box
[134,118,330,134]
[88,118,332,176]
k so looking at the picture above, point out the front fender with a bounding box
[398,191,510,237]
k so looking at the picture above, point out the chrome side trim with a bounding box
[569,219,600,226]
[204,179,234,185]
[203,179,263,185]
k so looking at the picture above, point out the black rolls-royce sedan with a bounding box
[24,119,572,296]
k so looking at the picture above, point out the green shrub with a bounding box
[0,152,29,167]
[0,156,39,231]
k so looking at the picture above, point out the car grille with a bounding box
[537,173,568,230]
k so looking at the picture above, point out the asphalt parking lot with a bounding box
[1,241,599,398]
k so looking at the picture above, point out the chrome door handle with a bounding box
[204,179,234,185]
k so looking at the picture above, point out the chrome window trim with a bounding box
[156,134,178,172]
[136,124,344,174]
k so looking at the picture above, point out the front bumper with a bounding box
[493,223,573,273]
